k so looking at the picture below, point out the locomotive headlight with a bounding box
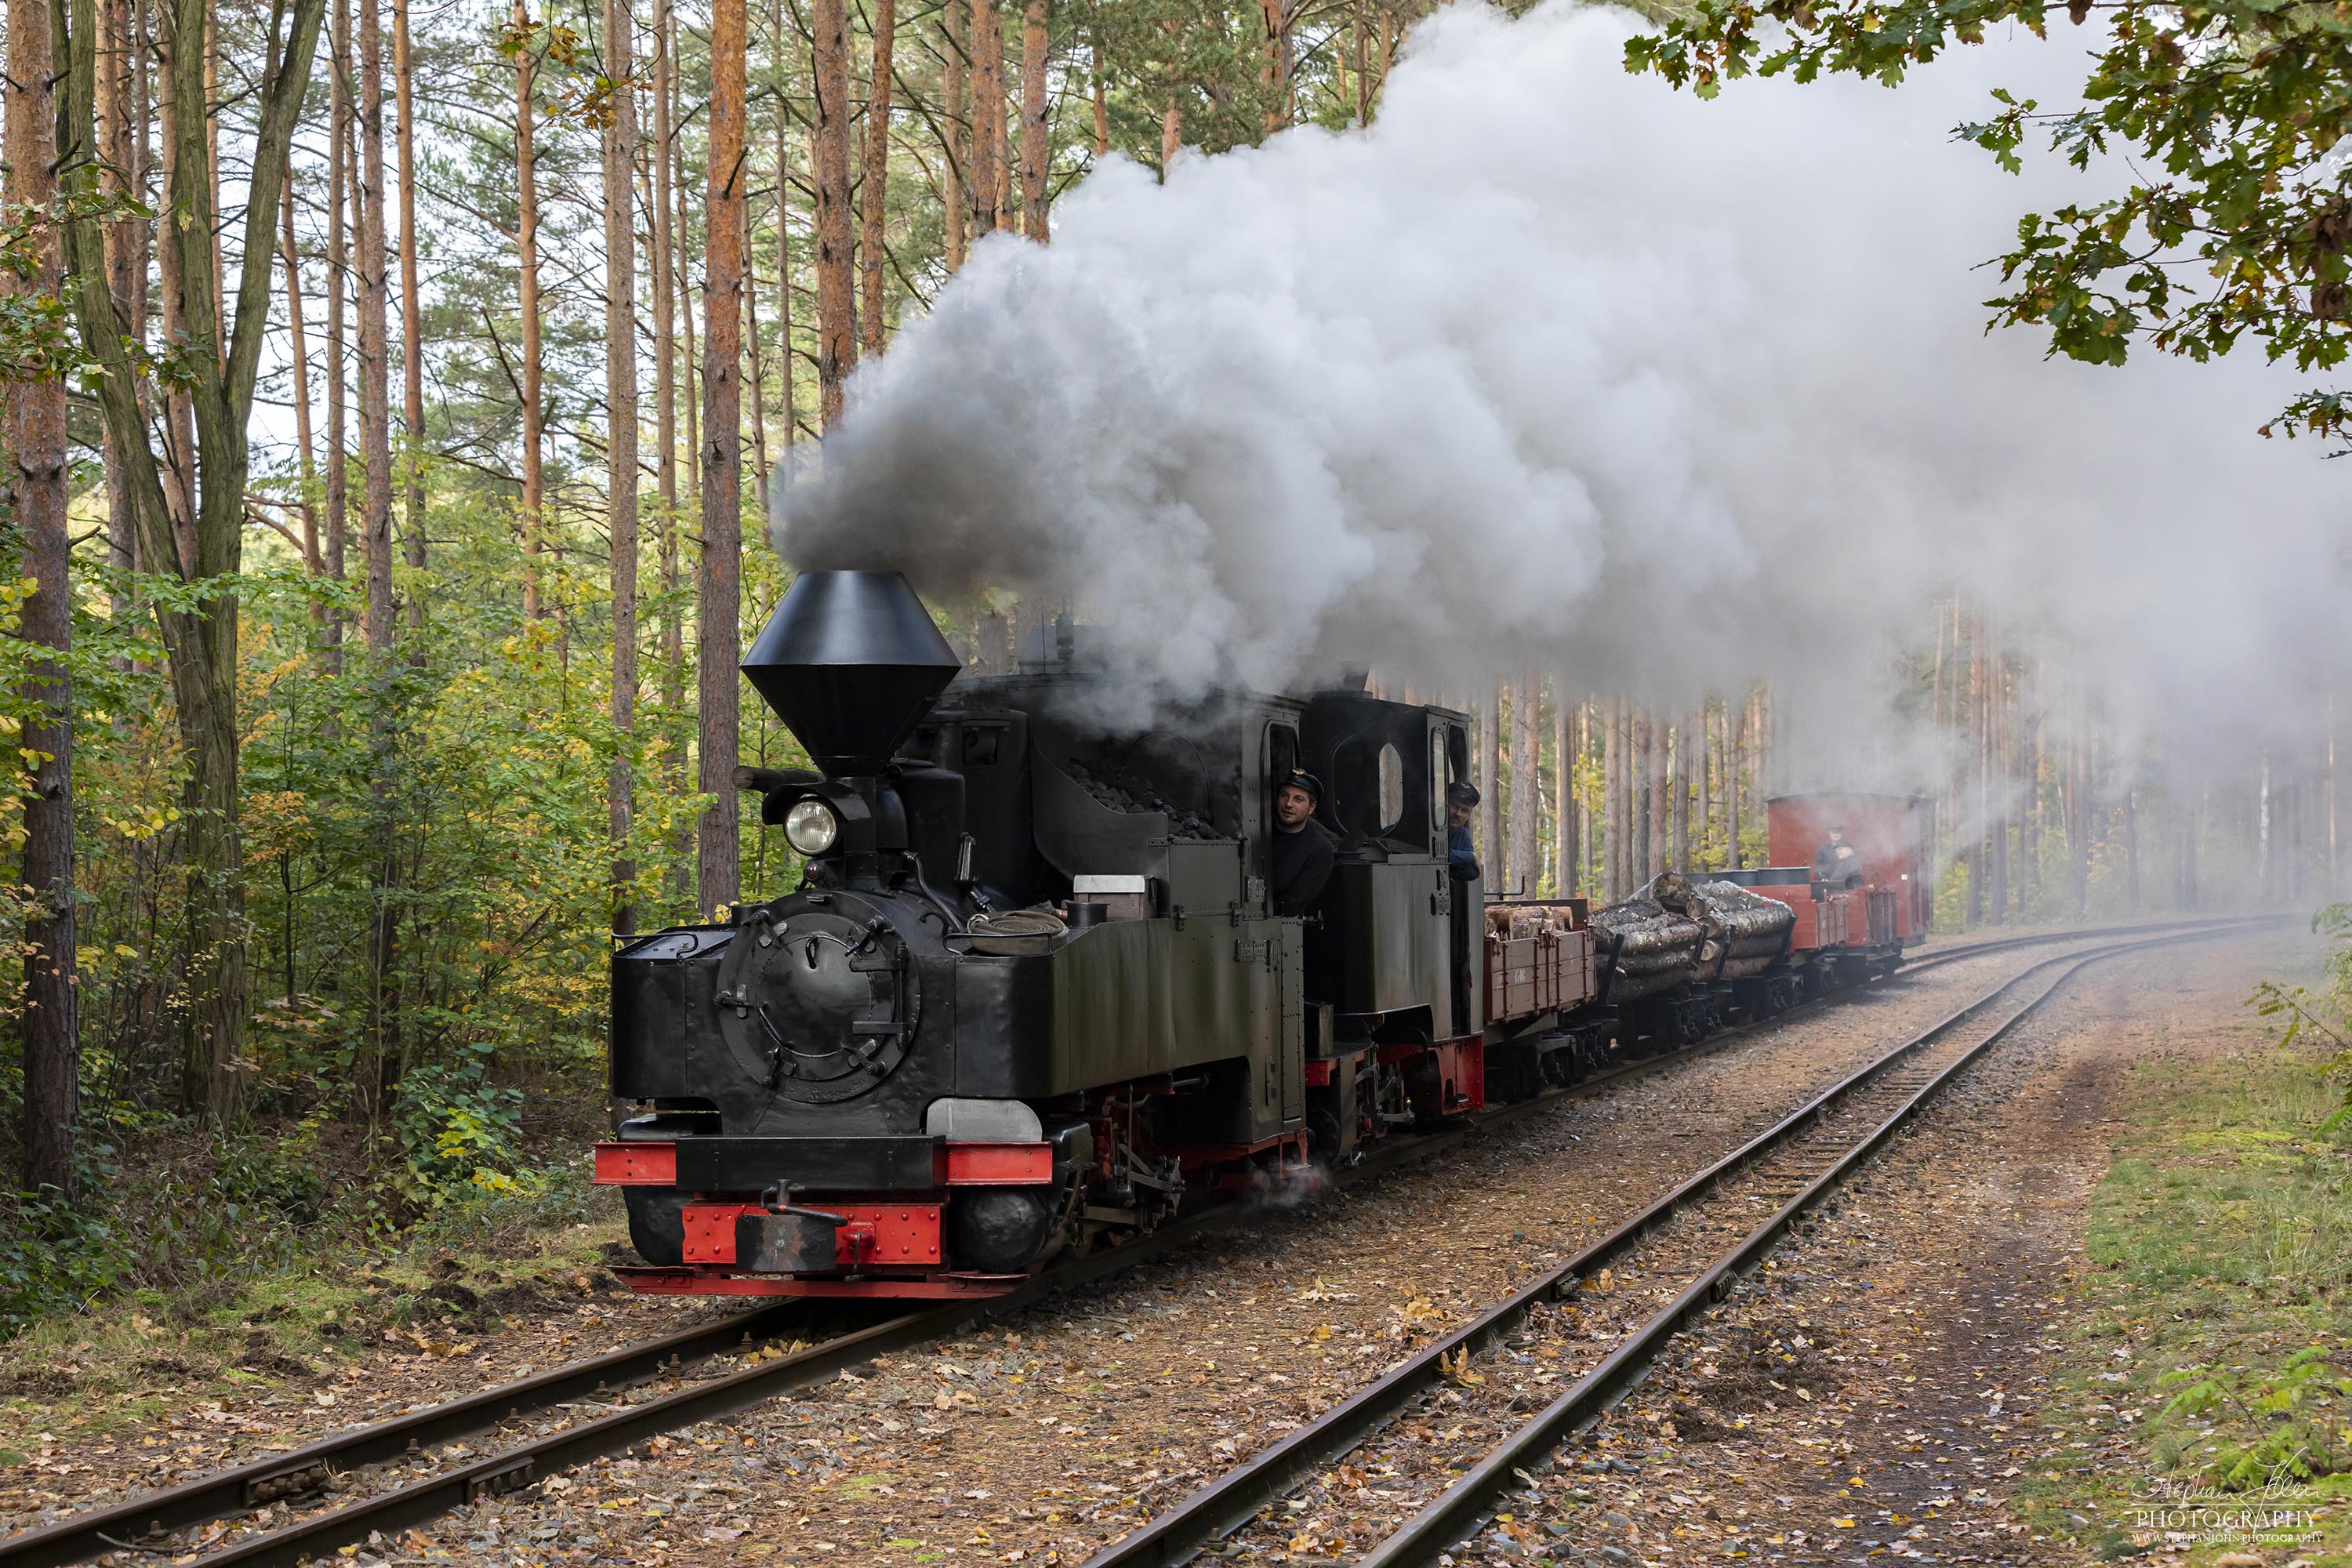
[783,797,841,855]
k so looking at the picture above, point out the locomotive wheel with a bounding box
[948,1187,1059,1273]
[1307,1105,1346,1165]
[623,1189,689,1268]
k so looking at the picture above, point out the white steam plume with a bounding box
[777,1,2351,766]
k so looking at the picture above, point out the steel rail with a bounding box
[1079,918,2274,1568]
[1352,922,2256,1568]
[0,914,2255,1568]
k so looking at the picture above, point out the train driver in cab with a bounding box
[1271,769,1337,916]
[1446,782,1483,883]
[1813,825,1864,888]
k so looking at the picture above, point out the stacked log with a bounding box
[1633,871,1796,981]
[1590,896,1704,1004]
[1692,878,1795,978]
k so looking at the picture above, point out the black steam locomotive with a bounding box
[593,571,1920,1299]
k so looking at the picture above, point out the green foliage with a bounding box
[390,1052,531,1207]
[1623,0,2352,438]
[2156,1346,2352,1488]
[2249,902,2352,1132]
[0,1178,137,1338]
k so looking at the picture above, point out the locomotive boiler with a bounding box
[592,570,1929,1299]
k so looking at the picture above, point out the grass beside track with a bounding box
[2021,1039,2352,1566]
[0,1178,631,1457]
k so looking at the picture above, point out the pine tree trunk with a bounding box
[663,6,691,905]
[325,0,349,623]
[394,0,424,626]
[1575,702,1592,896]
[1697,700,1713,869]
[1160,96,1179,176]
[1091,31,1109,154]
[1987,622,2006,924]
[858,0,895,350]
[2124,786,2140,909]
[2257,752,2273,906]
[1671,714,1690,872]
[653,0,675,508]
[2069,713,2090,917]
[811,0,855,425]
[279,172,321,572]
[942,0,967,268]
[1018,0,1046,240]
[1602,696,1621,901]
[98,0,145,600]
[773,2,796,441]
[698,0,746,915]
[514,0,546,621]
[746,211,767,509]
[968,0,1001,226]
[157,16,196,572]
[604,0,640,934]
[358,0,392,648]
[9,0,76,1196]
[1352,0,1368,124]
[1645,712,1664,882]
[1553,695,1571,897]
[358,0,402,1102]
[1726,699,1743,871]
[1476,690,1497,891]
[1969,626,1986,927]
[1511,674,1537,897]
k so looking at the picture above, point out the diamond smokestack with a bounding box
[741,570,962,777]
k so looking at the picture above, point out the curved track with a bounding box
[0,915,2263,1568]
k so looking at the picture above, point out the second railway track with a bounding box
[0,916,2263,1568]
[1077,919,2266,1568]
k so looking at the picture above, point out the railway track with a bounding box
[1075,919,2266,1568]
[0,915,2263,1568]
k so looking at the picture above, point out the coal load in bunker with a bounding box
[594,571,1934,1299]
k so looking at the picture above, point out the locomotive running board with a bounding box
[611,1265,1028,1299]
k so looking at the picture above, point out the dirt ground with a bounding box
[294,937,2206,1568]
[1474,929,2323,1568]
[6,925,2296,1568]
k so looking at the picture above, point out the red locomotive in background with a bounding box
[593,572,1932,1301]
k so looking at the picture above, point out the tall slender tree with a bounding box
[605,0,641,933]
[57,0,329,1118]
[773,0,798,436]
[394,0,426,625]
[9,0,77,1195]
[279,175,323,573]
[513,0,547,622]
[326,0,351,634]
[970,0,1003,230]
[358,0,392,649]
[942,1,968,268]
[96,0,147,593]
[811,0,856,423]
[859,0,896,350]
[698,0,746,914]
[1510,675,1537,895]
[1018,0,1047,240]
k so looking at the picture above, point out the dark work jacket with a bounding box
[1270,820,1336,916]
[1813,841,1863,887]
[1449,823,1481,884]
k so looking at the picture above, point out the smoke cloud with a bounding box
[776,2,2351,772]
